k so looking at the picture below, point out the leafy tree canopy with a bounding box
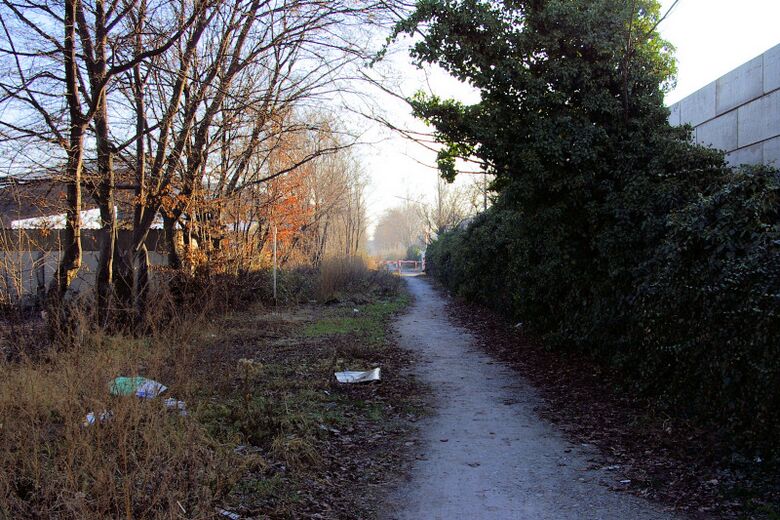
[394,0,693,189]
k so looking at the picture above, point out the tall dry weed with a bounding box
[317,256,369,302]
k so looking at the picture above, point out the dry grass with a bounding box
[0,361,242,518]
[0,286,245,519]
[0,264,412,519]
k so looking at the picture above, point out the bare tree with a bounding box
[301,144,368,264]
[1,0,408,328]
[420,177,472,242]
[0,0,206,319]
[339,164,368,257]
[0,0,95,302]
[372,201,425,258]
[77,0,204,324]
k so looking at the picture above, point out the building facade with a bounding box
[668,43,780,167]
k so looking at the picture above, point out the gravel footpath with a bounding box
[382,275,678,520]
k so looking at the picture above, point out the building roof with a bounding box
[0,169,140,229]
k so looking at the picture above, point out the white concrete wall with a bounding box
[668,43,780,167]
[0,251,168,303]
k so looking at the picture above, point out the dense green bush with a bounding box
[405,244,424,261]
[426,209,523,315]
[427,165,780,449]
[403,0,780,451]
[633,167,780,436]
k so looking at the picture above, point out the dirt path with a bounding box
[382,276,676,520]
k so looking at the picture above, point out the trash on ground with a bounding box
[216,508,240,519]
[352,308,360,314]
[83,410,112,427]
[164,398,188,416]
[83,377,187,427]
[109,376,167,398]
[318,423,341,434]
[335,367,380,383]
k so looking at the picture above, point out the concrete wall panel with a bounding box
[668,102,681,126]
[727,142,763,167]
[694,109,738,151]
[0,251,57,300]
[68,253,107,295]
[764,43,780,93]
[764,135,780,167]
[1,249,166,300]
[738,89,780,147]
[716,55,763,114]
[679,81,716,126]
[670,44,780,168]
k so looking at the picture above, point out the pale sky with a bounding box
[360,0,780,234]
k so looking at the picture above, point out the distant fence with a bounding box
[378,260,424,274]
[0,229,169,303]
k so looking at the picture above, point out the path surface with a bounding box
[382,276,675,520]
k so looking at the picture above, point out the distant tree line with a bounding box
[371,176,483,259]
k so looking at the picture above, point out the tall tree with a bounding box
[0,0,93,302]
[373,201,424,257]
[393,0,725,346]
[420,177,471,241]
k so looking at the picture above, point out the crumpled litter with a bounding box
[84,377,187,426]
[335,367,381,384]
[164,398,188,416]
[109,376,168,398]
[83,410,113,427]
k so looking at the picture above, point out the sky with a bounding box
[360,0,780,235]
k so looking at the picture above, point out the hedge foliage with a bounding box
[401,0,780,451]
[427,166,780,448]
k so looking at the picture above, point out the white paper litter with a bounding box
[335,367,381,384]
[164,398,188,416]
[83,410,113,427]
[216,508,240,519]
[136,379,168,398]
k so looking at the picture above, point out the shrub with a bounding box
[317,256,386,302]
[632,166,780,442]
[426,165,780,452]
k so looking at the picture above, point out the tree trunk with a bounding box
[164,215,183,270]
[119,2,149,328]
[48,0,85,304]
[86,0,118,327]
[94,114,116,326]
[134,244,150,327]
